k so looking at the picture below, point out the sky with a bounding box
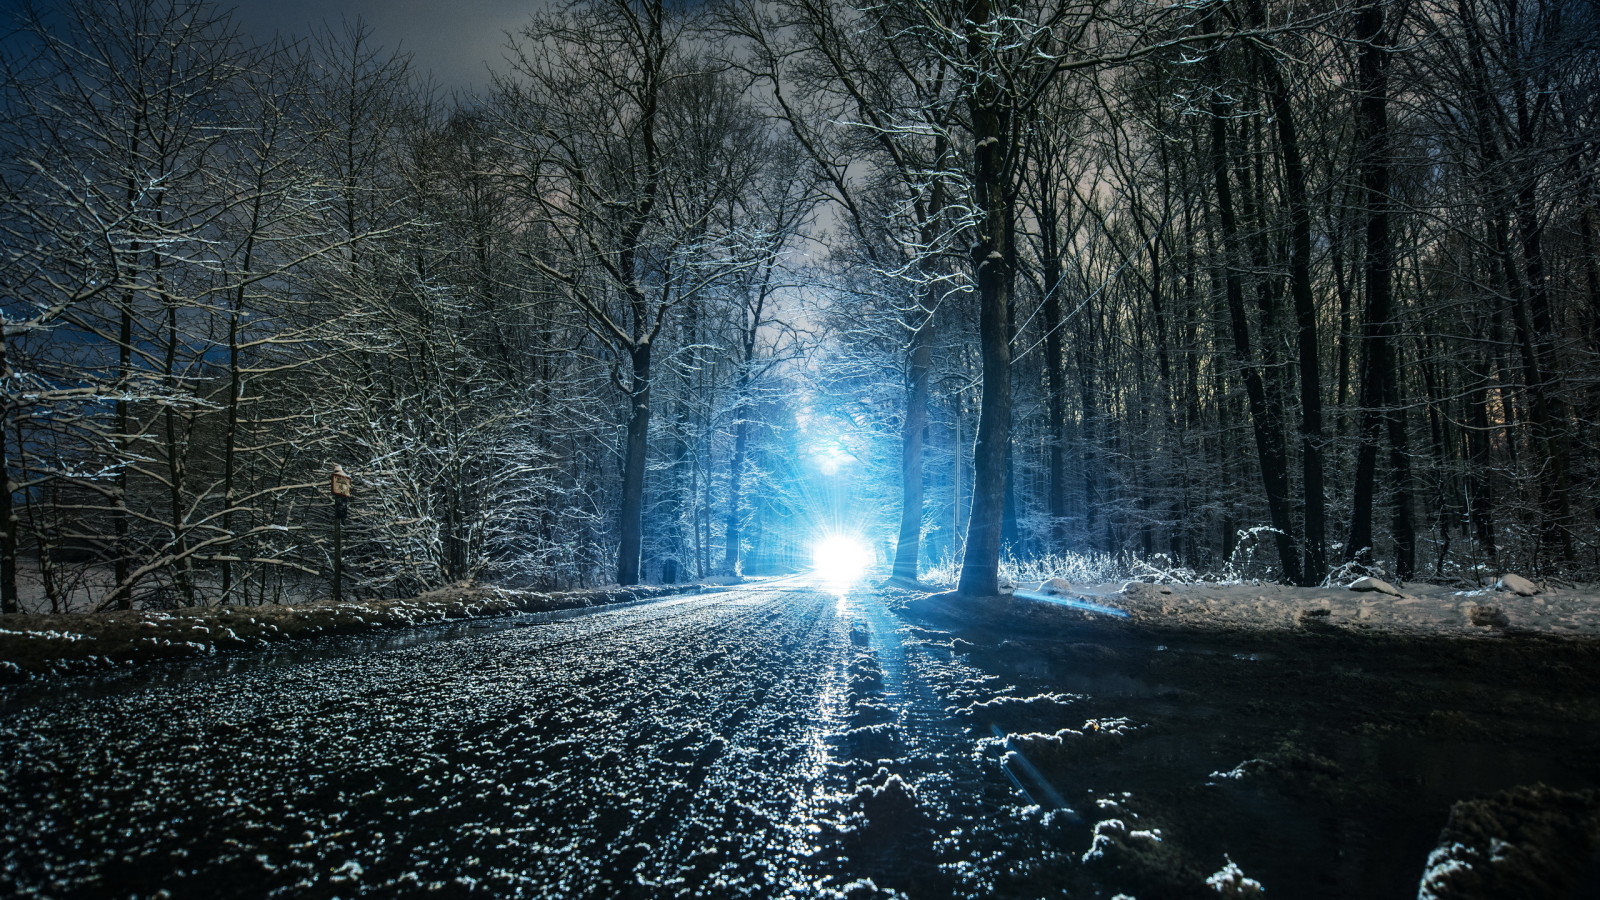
[233,0,538,91]
[247,0,545,91]
[19,0,542,93]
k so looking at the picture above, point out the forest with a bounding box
[2,0,1596,614]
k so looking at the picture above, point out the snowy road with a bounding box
[13,578,1595,898]
[0,579,1059,899]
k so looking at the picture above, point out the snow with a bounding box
[1418,842,1477,900]
[1026,576,1600,637]
[1080,818,1127,862]
[0,627,94,642]
[0,582,726,680]
[1206,855,1265,895]
[1208,759,1267,782]
[1348,575,1403,596]
[1494,573,1540,596]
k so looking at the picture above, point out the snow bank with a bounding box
[1019,577,1600,638]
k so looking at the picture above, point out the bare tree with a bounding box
[499,0,777,585]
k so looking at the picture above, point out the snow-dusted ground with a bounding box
[0,582,719,680]
[1016,574,1600,638]
[0,580,1103,898]
[5,576,1596,897]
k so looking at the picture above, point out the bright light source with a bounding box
[812,533,873,591]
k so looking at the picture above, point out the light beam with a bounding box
[1011,590,1131,618]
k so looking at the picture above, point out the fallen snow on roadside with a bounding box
[1025,576,1600,637]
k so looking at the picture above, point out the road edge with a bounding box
[0,581,727,681]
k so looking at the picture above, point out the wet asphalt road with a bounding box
[0,579,1060,899]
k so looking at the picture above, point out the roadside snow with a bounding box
[0,581,724,680]
[1348,576,1404,596]
[1494,573,1540,597]
[1024,576,1600,637]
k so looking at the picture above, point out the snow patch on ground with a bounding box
[1026,578,1600,637]
[1206,855,1265,895]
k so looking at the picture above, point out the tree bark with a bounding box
[1465,348,1498,565]
[956,0,1013,598]
[617,343,652,586]
[1512,174,1575,562]
[0,394,16,615]
[1040,226,1069,555]
[1347,1,1415,578]
[1208,62,1305,586]
[1254,27,1328,584]
[892,156,947,583]
[724,407,749,576]
[892,308,933,581]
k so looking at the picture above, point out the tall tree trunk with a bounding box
[1512,173,1574,562]
[1578,184,1600,356]
[1418,334,1453,575]
[660,308,697,584]
[1020,100,1081,556]
[158,244,199,607]
[221,287,246,603]
[617,343,652,586]
[951,393,965,564]
[1331,190,1356,422]
[892,159,946,583]
[1208,65,1305,586]
[661,406,690,584]
[1465,355,1498,565]
[1347,1,1414,578]
[1040,236,1068,554]
[957,0,1013,597]
[111,293,136,610]
[108,157,144,612]
[220,174,270,604]
[893,309,933,581]
[724,407,749,576]
[1000,291,1021,556]
[0,392,16,615]
[1255,26,1328,584]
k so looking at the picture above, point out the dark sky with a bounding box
[12,1,543,92]
[230,0,539,91]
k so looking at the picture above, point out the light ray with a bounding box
[1012,590,1131,618]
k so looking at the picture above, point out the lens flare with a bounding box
[811,533,872,591]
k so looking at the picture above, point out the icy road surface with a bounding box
[0,579,1068,899]
[13,578,1598,898]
